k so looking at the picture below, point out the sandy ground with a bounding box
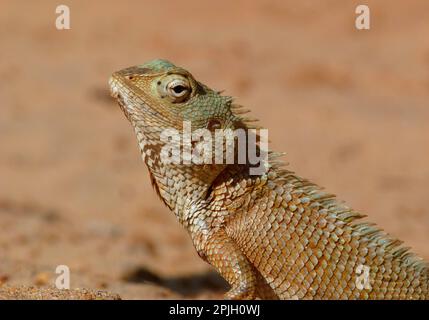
[1,0,429,299]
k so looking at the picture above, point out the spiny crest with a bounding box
[230,103,262,129]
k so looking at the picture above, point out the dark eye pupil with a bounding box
[173,85,186,94]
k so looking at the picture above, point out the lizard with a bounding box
[109,59,429,299]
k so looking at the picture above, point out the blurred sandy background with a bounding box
[0,0,429,299]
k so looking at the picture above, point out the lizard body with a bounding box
[109,59,429,299]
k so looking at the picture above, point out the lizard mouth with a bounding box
[109,74,134,121]
[108,75,121,99]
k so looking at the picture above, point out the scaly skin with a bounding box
[109,59,429,299]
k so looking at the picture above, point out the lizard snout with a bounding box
[108,75,120,99]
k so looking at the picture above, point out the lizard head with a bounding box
[109,59,240,136]
[109,59,250,172]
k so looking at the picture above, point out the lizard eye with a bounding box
[166,78,191,102]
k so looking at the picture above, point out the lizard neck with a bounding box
[132,118,257,224]
[135,124,228,222]
[131,122,229,223]
[148,162,228,223]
